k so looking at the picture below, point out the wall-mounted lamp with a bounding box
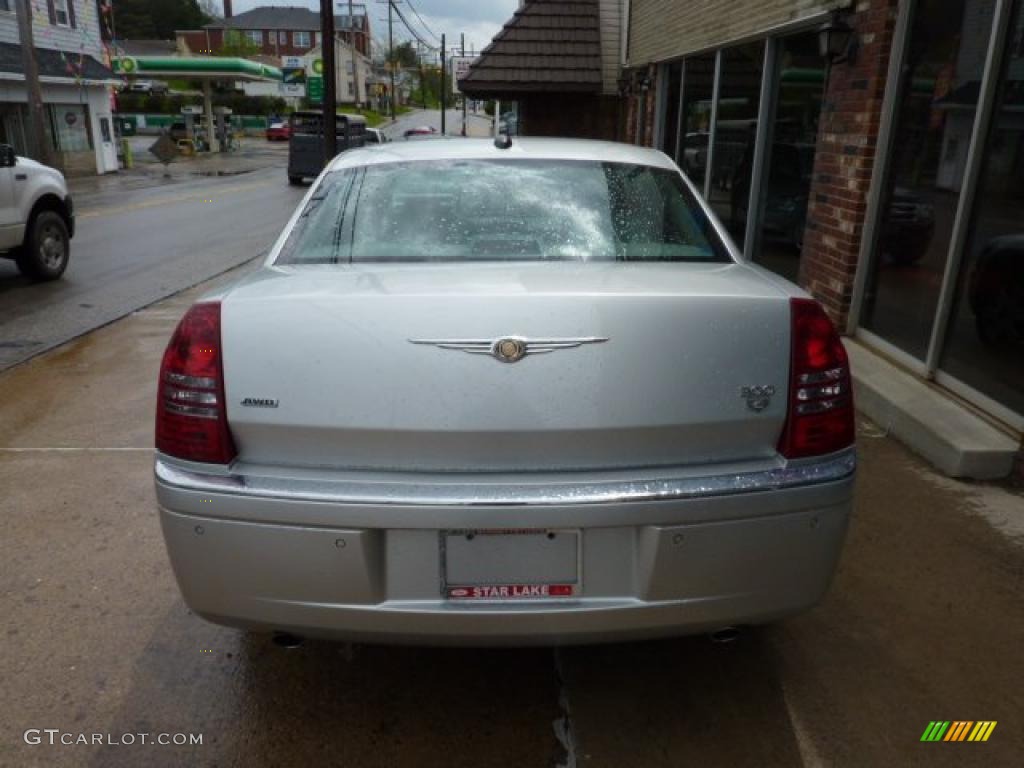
[818,12,857,64]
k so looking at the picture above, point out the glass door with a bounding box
[937,0,1024,420]
[751,31,827,282]
[858,0,994,361]
[708,42,765,252]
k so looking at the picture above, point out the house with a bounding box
[0,0,119,174]
[459,0,623,140]
[177,4,370,59]
[621,0,1024,476]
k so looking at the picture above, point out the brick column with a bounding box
[621,65,658,146]
[799,0,899,328]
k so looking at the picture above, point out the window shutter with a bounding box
[46,0,57,25]
[68,0,77,29]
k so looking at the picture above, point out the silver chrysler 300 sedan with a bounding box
[154,137,855,646]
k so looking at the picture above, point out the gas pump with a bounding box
[180,105,202,144]
[214,107,233,151]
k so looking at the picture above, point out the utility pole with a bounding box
[440,33,446,135]
[387,0,396,121]
[321,0,337,160]
[460,33,466,136]
[14,0,56,166]
[347,0,362,108]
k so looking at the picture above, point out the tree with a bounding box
[113,0,210,40]
[387,41,419,70]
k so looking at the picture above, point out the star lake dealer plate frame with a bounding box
[441,529,582,600]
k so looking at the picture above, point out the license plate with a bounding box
[442,529,580,600]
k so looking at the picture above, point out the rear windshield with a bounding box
[276,159,730,264]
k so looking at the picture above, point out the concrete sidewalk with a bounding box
[1,261,1022,767]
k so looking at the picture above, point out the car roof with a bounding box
[326,137,677,172]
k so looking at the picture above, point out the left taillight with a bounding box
[155,301,237,464]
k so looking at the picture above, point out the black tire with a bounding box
[288,175,303,186]
[16,210,69,281]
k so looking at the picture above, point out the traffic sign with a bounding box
[450,56,476,95]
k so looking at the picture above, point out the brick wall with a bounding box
[622,64,658,144]
[799,0,898,327]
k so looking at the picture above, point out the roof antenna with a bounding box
[494,133,512,149]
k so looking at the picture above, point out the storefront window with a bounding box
[859,0,993,359]
[752,32,826,282]
[678,53,715,190]
[709,41,764,251]
[938,0,1024,416]
[50,105,92,153]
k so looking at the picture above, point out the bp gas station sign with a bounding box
[307,58,324,104]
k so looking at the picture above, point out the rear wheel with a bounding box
[288,175,303,186]
[16,210,69,281]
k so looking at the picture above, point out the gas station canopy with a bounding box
[111,56,283,152]
[111,56,282,82]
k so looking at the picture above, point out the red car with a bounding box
[403,126,437,139]
[266,121,291,141]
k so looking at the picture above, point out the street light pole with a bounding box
[387,0,396,121]
[320,0,337,160]
[440,33,446,135]
[14,0,56,166]
[460,33,466,136]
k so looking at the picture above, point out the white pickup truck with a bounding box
[0,143,75,281]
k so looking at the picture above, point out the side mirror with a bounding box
[0,144,15,168]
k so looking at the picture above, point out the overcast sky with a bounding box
[228,1,517,56]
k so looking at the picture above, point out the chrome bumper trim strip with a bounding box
[155,448,855,507]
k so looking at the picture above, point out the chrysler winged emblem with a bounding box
[409,336,609,363]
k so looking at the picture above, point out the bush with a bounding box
[115,91,286,116]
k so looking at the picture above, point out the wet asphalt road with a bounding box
[384,108,494,140]
[0,163,307,372]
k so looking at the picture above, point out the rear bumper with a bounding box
[155,449,855,646]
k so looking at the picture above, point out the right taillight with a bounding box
[777,298,855,459]
[155,301,237,465]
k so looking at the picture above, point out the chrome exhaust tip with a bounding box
[271,632,304,649]
[708,626,740,644]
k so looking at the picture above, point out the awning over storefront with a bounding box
[0,42,118,85]
[459,0,601,98]
[111,55,282,82]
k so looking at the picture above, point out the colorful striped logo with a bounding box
[920,721,997,742]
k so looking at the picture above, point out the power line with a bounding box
[389,0,437,51]
[403,0,441,46]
